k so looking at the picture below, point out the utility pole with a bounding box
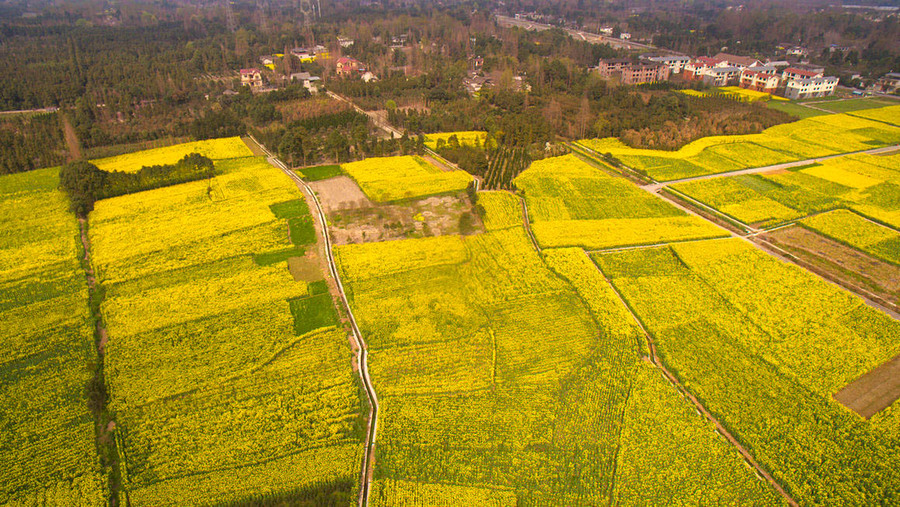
[224,0,236,32]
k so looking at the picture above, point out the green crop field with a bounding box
[594,238,900,503]
[513,154,726,249]
[89,150,361,505]
[811,98,899,114]
[0,168,106,504]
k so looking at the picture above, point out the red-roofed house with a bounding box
[740,68,781,93]
[782,67,823,82]
[240,68,263,87]
[336,57,363,77]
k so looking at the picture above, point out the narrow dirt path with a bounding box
[519,196,541,253]
[61,113,83,161]
[584,250,799,507]
[248,135,379,507]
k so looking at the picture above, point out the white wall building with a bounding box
[647,56,692,74]
[785,76,838,99]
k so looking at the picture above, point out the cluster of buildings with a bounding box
[597,52,840,100]
[335,57,377,82]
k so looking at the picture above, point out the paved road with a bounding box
[643,143,900,191]
[249,135,379,507]
[495,15,666,52]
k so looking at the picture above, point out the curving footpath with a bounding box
[248,136,379,507]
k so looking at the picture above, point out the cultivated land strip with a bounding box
[248,135,379,507]
[642,143,900,189]
[584,250,800,507]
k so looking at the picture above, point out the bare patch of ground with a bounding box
[287,253,322,282]
[759,226,900,311]
[835,354,900,419]
[329,193,482,245]
[61,113,82,160]
[309,176,373,213]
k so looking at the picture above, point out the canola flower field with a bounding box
[594,238,900,504]
[0,168,106,505]
[89,150,361,505]
[513,154,726,249]
[337,204,781,505]
[423,131,488,149]
[5,123,900,507]
[577,106,900,181]
[341,155,472,202]
[800,209,900,265]
[671,151,900,228]
[90,137,254,173]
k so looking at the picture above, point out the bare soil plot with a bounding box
[329,193,481,245]
[834,354,900,418]
[287,254,322,282]
[309,175,373,213]
[761,226,900,302]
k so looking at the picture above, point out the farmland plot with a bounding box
[514,154,726,249]
[91,153,362,505]
[672,152,900,228]
[341,155,471,202]
[91,136,253,173]
[594,239,900,504]
[578,109,900,181]
[0,168,106,505]
[337,205,778,504]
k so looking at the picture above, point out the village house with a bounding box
[335,57,363,77]
[290,72,321,93]
[700,66,743,86]
[683,57,728,80]
[785,76,838,100]
[875,73,900,94]
[597,59,670,84]
[713,53,762,69]
[740,68,781,93]
[338,37,354,48]
[782,67,824,83]
[646,55,692,74]
[240,68,263,88]
[597,58,632,77]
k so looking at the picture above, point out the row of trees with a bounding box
[59,153,214,216]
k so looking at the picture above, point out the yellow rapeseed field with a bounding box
[91,137,253,173]
[423,131,488,149]
[341,155,472,202]
[91,148,361,504]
